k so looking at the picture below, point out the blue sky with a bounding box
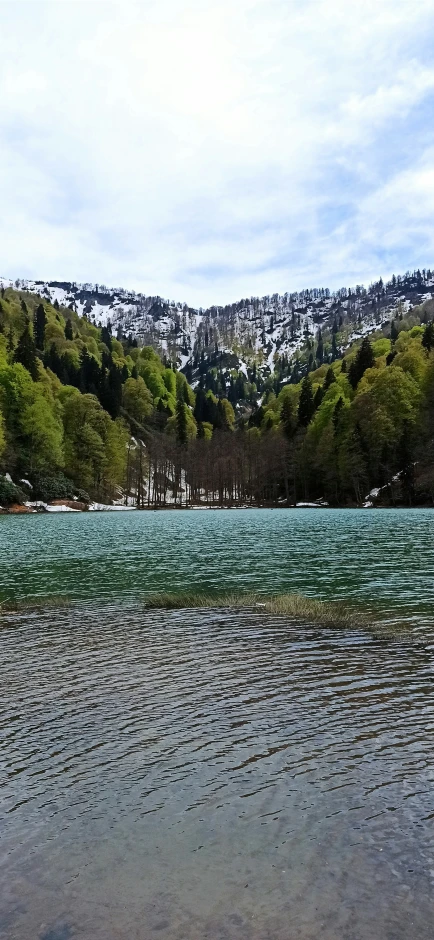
[1,0,434,307]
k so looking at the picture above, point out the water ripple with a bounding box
[1,604,434,938]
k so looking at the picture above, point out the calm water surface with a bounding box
[0,510,433,939]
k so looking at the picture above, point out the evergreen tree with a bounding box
[14,324,39,380]
[348,338,374,389]
[298,375,314,426]
[34,303,47,350]
[176,393,188,445]
[176,396,187,446]
[332,396,344,432]
[422,321,434,354]
[331,333,338,360]
[313,384,324,410]
[64,317,74,340]
[193,387,206,423]
[390,319,398,342]
[101,325,112,351]
[281,397,295,439]
[322,367,335,390]
[316,329,324,363]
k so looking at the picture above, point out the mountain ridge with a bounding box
[2,269,433,391]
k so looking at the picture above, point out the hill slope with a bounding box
[2,269,433,393]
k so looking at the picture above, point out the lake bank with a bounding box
[2,498,434,513]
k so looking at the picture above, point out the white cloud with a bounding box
[0,0,434,304]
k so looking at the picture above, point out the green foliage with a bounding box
[0,408,4,461]
[30,471,89,503]
[0,286,200,500]
[122,377,153,424]
[0,476,25,505]
[372,338,391,358]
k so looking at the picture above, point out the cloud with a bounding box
[1,0,434,305]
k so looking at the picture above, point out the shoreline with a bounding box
[1,501,433,514]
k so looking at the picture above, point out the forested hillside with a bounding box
[0,284,433,509]
[0,286,196,506]
[5,268,434,410]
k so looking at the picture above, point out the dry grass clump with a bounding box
[142,591,372,630]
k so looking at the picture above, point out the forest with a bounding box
[0,285,433,508]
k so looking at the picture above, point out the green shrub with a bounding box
[0,477,25,505]
[30,471,89,503]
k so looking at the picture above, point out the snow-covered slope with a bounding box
[2,269,433,381]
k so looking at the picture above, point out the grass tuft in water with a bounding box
[143,591,369,627]
[0,596,72,617]
[142,591,411,637]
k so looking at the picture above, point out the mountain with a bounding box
[1,268,433,395]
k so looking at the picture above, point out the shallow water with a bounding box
[1,510,434,938]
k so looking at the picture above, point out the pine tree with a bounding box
[281,397,295,439]
[313,385,324,410]
[176,393,188,444]
[14,324,39,380]
[390,319,398,342]
[348,337,374,389]
[316,329,324,363]
[101,325,112,351]
[298,375,314,426]
[65,318,73,340]
[324,367,336,390]
[331,333,338,360]
[34,303,47,350]
[332,396,344,432]
[422,321,434,354]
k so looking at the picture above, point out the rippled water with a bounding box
[1,510,434,939]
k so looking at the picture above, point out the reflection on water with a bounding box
[1,604,433,939]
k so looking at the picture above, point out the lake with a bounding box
[1,509,433,939]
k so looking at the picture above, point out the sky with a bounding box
[1,0,434,307]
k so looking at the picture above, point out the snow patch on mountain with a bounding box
[2,268,433,381]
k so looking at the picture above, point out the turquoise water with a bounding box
[1,509,434,939]
[1,508,434,623]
